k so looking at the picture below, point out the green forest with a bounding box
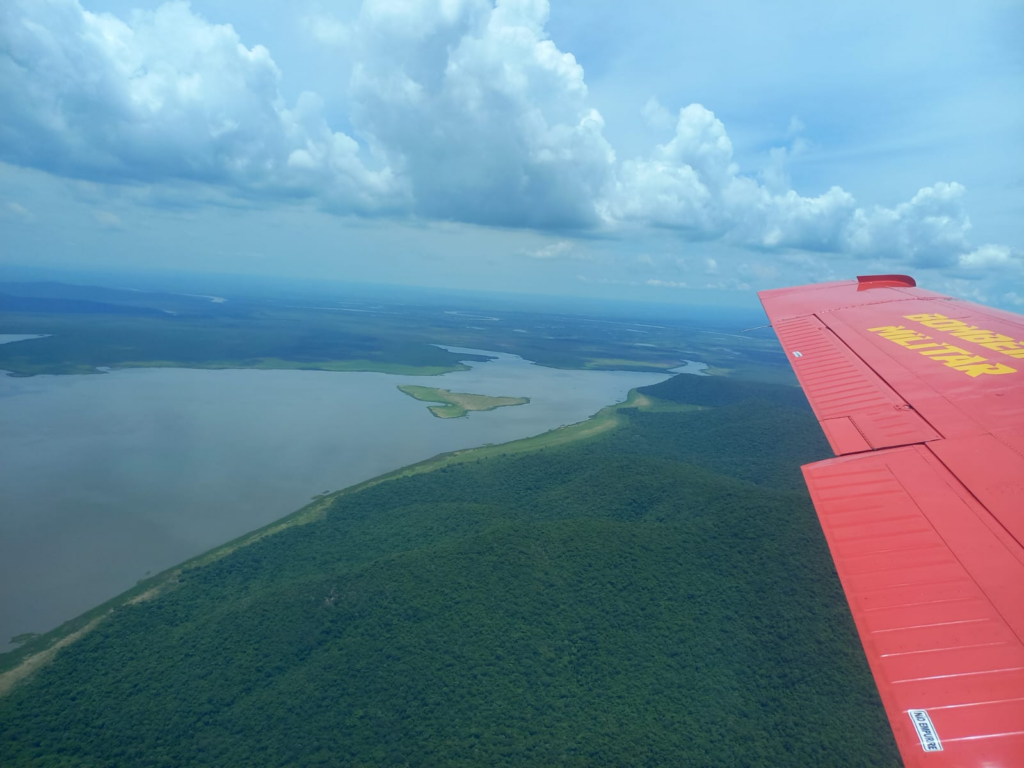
[0,374,900,767]
[0,281,790,380]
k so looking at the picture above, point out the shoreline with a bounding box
[0,384,694,689]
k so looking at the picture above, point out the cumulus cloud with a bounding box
[0,0,401,212]
[842,182,972,267]
[604,104,979,268]
[341,0,616,228]
[0,0,1013,276]
[958,244,1020,270]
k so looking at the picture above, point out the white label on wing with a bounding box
[792,351,803,358]
[908,709,943,752]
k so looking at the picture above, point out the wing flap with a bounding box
[804,447,1024,768]
[821,416,872,454]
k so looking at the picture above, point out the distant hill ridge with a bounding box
[0,293,170,317]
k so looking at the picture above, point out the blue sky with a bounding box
[1,0,1021,309]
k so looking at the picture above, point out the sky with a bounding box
[1,0,1022,310]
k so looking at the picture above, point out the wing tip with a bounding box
[756,275,918,305]
[856,274,916,289]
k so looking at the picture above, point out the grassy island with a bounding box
[398,384,530,418]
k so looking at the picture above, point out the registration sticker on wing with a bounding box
[908,710,943,753]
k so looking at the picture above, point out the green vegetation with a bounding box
[0,313,479,377]
[398,384,530,418]
[0,284,488,377]
[638,368,811,410]
[0,373,898,767]
[0,281,793,381]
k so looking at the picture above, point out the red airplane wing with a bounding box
[759,275,1024,768]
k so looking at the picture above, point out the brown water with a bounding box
[0,349,687,651]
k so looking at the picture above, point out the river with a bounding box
[0,349,699,650]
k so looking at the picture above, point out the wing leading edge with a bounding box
[759,276,1024,768]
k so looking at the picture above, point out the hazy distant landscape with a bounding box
[0,278,789,380]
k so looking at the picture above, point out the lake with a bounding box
[0,349,690,650]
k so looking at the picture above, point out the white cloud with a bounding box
[958,244,1019,270]
[0,0,615,228]
[843,182,972,267]
[604,105,854,248]
[646,278,687,288]
[0,0,1013,279]
[341,0,616,228]
[604,104,980,268]
[522,241,586,260]
[0,0,402,212]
